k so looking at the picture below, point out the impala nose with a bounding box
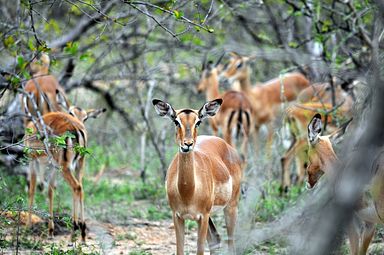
[184,140,193,147]
[181,140,194,153]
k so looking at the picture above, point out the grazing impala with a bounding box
[152,99,243,255]
[24,106,105,241]
[219,52,310,149]
[22,53,70,126]
[280,83,354,194]
[306,114,384,255]
[197,60,252,160]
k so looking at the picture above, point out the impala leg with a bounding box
[47,173,56,238]
[359,222,375,255]
[173,213,185,255]
[197,214,209,255]
[207,217,221,253]
[61,163,82,241]
[27,160,37,227]
[240,132,249,167]
[295,139,308,185]
[265,122,274,158]
[252,126,260,154]
[223,126,233,147]
[348,218,360,255]
[75,157,86,242]
[224,205,238,254]
[280,139,297,194]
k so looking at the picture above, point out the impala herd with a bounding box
[19,52,378,255]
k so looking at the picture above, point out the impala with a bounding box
[306,113,384,255]
[152,98,243,255]
[197,60,252,160]
[24,106,105,241]
[219,52,310,149]
[280,83,354,194]
[22,53,70,126]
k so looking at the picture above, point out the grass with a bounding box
[254,180,305,222]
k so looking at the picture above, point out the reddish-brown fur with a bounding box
[306,114,384,255]
[22,54,70,126]
[220,52,310,149]
[196,64,252,160]
[25,107,105,242]
[153,99,242,255]
[280,83,353,193]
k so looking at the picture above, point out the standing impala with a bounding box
[306,114,384,255]
[152,98,243,255]
[22,53,70,126]
[197,60,252,161]
[219,52,310,149]
[24,106,105,242]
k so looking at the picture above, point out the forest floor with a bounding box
[1,206,217,255]
[2,162,384,255]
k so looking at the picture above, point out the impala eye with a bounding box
[174,120,180,127]
[236,62,243,69]
[195,120,201,128]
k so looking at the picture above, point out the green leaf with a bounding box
[288,41,298,48]
[64,41,79,56]
[173,10,183,19]
[25,127,34,135]
[3,36,14,48]
[28,39,36,51]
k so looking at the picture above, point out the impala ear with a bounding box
[229,51,241,58]
[86,108,106,120]
[198,99,222,121]
[56,89,70,111]
[308,113,322,145]
[329,117,353,144]
[152,99,176,120]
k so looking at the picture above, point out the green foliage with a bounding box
[43,19,61,35]
[74,144,92,156]
[146,205,171,221]
[254,181,304,222]
[64,41,79,56]
[173,10,183,20]
[49,132,75,148]
[129,250,152,255]
[47,243,100,255]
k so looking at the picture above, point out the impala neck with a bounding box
[33,68,49,77]
[177,152,195,202]
[206,75,221,101]
[238,67,253,92]
[318,140,339,173]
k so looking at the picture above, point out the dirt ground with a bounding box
[1,213,213,255]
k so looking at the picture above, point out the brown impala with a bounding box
[22,53,70,126]
[24,106,105,242]
[196,60,252,161]
[307,114,384,255]
[219,52,310,150]
[152,98,243,255]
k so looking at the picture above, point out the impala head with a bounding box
[196,53,225,93]
[196,61,220,93]
[152,98,222,153]
[69,106,106,123]
[30,53,50,75]
[219,52,251,84]
[306,114,352,189]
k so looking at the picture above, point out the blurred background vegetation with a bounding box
[0,0,381,254]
